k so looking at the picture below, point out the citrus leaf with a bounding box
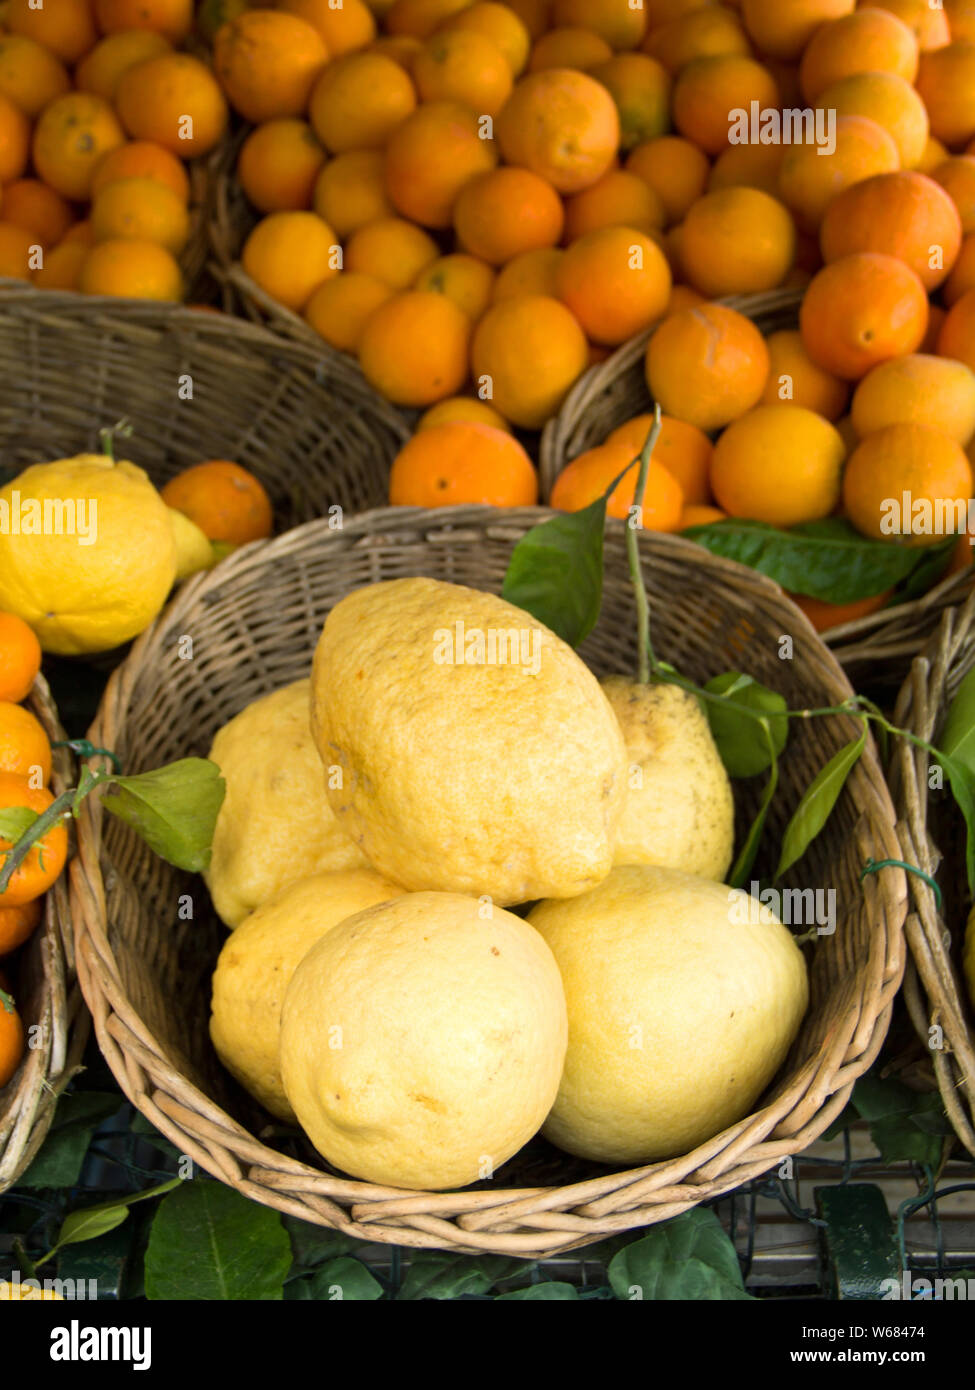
[299,1258,384,1302]
[501,498,605,647]
[58,1205,130,1248]
[938,667,975,893]
[727,722,779,889]
[939,748,975,898]
[101,758,225,872]
[704,672,788,778]
[20,1092,124,1189]
[145,1180,291,1300]
[496,1282,580,1300]
[851,1076,952,1167]
[0,807,40,843]
[397,1252,528,1300]
[775,724,867,881]
[607,1209,753,1301]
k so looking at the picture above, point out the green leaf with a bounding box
[101,758,225,873]
[496,1281,580,1300]
[501,497,606,647]
[940,667,975,776]
[704,672,789,778]
[282,1215,357,1267]
[607,1209,753,1301]
[727,723,779,889]
[57,1205,131,1247]
[0,806,40,843]
[144,1180,292,1300]
[851,1075,952,1167]
[939,749,975,898]
[397,1252,528,1300]
[19,1093,124,1189]
[898,537,955,601]
[774,724,867,880]
[683,517,943,604]
[290,1258,384,1302]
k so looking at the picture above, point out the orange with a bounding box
[851,353,975,445]
[413,28,513,115]
[916,42,975,148]
[792,591,893,633]
[0,222,38,280]
[867,0,951,51]
[711,405,847,527]
[91,177,189,255]
[0,773,68,908]
[681,503,727,528]
[0,93,30,186]
[161,460,272,544]
[816,72,929,169]
[777,115,901,234]
[707,143,785,197]
[921,303,948,353]
[495,68,619,194]
[312,151,394,237]
[938,288,975,370]
[549,0,646,50]
[441,2,532,74]
[384,101,498,228]
[646,304,772,433]
[945,232,975,304]
[0,899,42,957]
[672,55,780,156]
[626,136,709,225]
[645,0,719,24]
[78,238,184,299]
[843,422,973,543]
[115,53,229,157]
[7,0,97,64]
[665,283,705,316]
[62,220,94,245]
[0,703,50,784]
[308,52,417,153]
[933,155,975,233]
[819,170,963,291]
[503,0,551,41]
[94,0,191,40]
[414,253,495,320]
[798,7,919,101]
[417,396,510,430]
[550,442,684,528]
[369,34,423,70]
[918,135,951,173]
[453,167,564,265]
[0,35,70,118]
[740,0,855,60]
[303,272,393,353]
[277,0,376,54]
[32,240,88,290]
[948,0,975,42]
[759,329,849,421]
[0,180,72,249]
[679,187,796,296]
[388,421,538,506]
[0,988,24,1087]
[556,225,671,345]
[345,216,439,289]
[605,413,713,505]
[386,0,472,38]
[358,290,471,406]
[529,26,613,72]
[589,53,670,149]
[562,168,665,241]
[800,252,929,379]
[213,9,328,123]
[643,5,750,74]
[0,615,41,704]
[237,119,326,213]
[492,246,564,300]
[241,211,338,311]
[470,294,588,427]
[91,141,191,203]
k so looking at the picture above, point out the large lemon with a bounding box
[602,677,734,878]
[210,868,405,1120]
[529,865,808,1164]
[280,891,568,1190]
[310,577,627,904]
[0,454,177,654]
[205,679,369,928]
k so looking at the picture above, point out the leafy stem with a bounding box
[624,403,663,683]
[32,1177,182,1271]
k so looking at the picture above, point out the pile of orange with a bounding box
[0,0,229,300]
[210,0,975,516]
[0,611,66,1090]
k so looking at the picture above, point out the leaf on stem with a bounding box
[0,807,41,843]
[704,672,788,778]
[774,722,867,881]
[100,758,226,873]
[727,721,779,889]
[501,497,607,647]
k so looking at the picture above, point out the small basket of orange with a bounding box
[0,615,85,1193]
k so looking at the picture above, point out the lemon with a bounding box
[169,507,214,582]
[602,677,734,878]
[210,868,406,1120]
[205,679,369,928]
[0,454,177,655]
[310,577,627,905]
[529,865,808,1164]
[280,891,568,1190]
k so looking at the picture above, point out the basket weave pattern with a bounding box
[71,507,906,1255]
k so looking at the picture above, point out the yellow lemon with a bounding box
[168,506,213,581]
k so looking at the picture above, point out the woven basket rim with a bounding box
[70,505,908,1254]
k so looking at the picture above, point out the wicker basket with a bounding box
[539,288,975,684]
[70,505,906,1256]
[889,589,975,1155]
[0,286,408,520]
[0,677,86,1192]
